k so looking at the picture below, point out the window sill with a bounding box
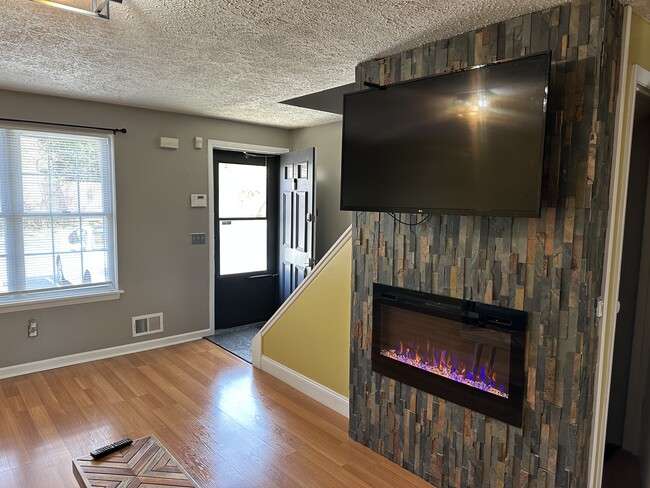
[0,289,124,314]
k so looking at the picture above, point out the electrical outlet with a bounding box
[27,319,38,338]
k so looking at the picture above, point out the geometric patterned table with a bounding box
[72,434,199,487]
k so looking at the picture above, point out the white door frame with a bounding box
[206,140,289,334]
[589,5,645,485]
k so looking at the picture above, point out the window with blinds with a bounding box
[0,126,118,307]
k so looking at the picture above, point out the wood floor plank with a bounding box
[286,444,379,488]
[28,373,60,408]
[0,339,433,487]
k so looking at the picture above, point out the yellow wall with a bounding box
[620,13,650,178]
[262,238,351,397]
[629,13,650,68]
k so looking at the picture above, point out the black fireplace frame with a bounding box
[371,283,527,427]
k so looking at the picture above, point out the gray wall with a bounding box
[290,121,351,260]
[0,89,290,369]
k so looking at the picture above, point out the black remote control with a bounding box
[90,438,133,459]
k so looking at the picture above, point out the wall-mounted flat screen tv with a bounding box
[340,52,550,217]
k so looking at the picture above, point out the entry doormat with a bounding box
[72,434,199,487]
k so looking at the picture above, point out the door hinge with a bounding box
[595,296,604,325]
[306,212,316,222]
[306,257,316,268]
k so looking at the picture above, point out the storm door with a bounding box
[214,150,278,329]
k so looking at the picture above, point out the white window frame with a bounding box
[0,125,122,313]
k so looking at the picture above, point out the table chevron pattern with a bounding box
[72,435,199,487]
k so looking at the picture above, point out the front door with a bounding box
[214,150,278,329]
[279,147,316,302]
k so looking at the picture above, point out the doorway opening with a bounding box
[205,144,316,363]
[206,149,278,362]
[602,78,650,488]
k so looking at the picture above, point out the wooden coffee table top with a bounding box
[72,434,199,487]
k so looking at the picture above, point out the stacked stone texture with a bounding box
[348,1,623,486]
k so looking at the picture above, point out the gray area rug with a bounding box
[205,322,264,363]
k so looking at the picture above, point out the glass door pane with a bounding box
[218,162,268,276]
[219,220,267,275]
[218,163,267,218]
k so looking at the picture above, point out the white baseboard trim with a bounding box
[251,333,262,369]
[260,355,349,418]
[0,328,211,379]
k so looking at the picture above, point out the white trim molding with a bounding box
[0,289,123,314]
[209,140,289,155]
[588,6,632,487]
[260,356,349,417]
[207,142,216,337]
[206,139,291,337]
[0,328,210,379]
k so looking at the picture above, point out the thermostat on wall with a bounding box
[191,194,207,207]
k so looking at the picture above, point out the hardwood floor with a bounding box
[0,339,433,487]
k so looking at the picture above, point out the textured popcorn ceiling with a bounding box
[0,0,643,128]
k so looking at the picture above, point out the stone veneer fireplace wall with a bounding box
[348,1,623,487]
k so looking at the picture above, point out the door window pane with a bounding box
[218,163,267,218]
[219,220,267,275]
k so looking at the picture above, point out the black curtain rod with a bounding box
[0,117,127,134]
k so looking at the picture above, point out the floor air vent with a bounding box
[132,313,164,337]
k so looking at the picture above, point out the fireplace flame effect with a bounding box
[381,341,508,398]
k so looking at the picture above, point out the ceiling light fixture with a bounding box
[29,0,123,19]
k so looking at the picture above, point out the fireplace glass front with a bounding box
[372,284,527,426]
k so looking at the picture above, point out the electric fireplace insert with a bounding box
[372,283,527,427]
